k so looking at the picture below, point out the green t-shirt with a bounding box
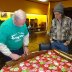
[0,18,28,50]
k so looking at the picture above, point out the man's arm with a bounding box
[23,33,29,46]
[23,33,29,55]
[64,17,72,46]
[70,18,72,40]
[49,19,56,43]
[0,43,12,56]
[0,43,21,60]
[0,21,20,60]
[67,17,72,41]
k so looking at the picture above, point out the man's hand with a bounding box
[24,47,29,55]
[50,38,54,43]
[9,53,21,60]
[64,41,70,46]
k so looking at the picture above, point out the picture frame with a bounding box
[1,12,7,18]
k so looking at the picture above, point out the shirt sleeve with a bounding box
[68,18,72,41]
[0,43,12,56]
[23,33,29,46]
[50,19,55,37]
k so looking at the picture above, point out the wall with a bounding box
[0,0,48,15]
[0,0,72,32]
[27,14,47,26]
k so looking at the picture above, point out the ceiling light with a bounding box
[38,0,47,2]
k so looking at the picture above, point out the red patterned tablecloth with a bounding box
[1,50,72,72]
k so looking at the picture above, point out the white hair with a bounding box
[14,9,26,20]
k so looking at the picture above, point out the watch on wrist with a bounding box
[24,45,28,47]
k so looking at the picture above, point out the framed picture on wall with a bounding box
[1,12,7,18]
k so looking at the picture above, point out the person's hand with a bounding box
[64,42,67,46]
[24,47,29,55]
[64,41,70,46]
[50,37,54,43]
[9,53,21,60]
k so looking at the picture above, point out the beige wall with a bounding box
[0,0,48,15]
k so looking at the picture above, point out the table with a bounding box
[1,49,72,72]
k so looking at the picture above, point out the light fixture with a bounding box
[38,0,47,2]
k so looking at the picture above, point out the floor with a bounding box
[28,31,50,52]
